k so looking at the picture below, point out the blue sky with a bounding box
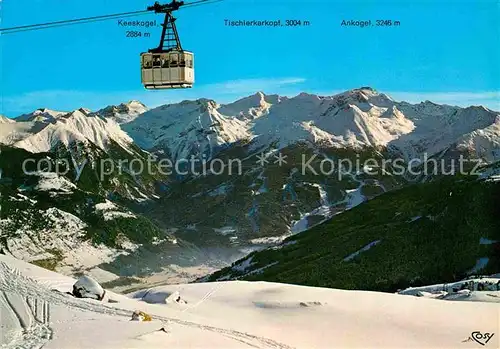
[1,0,499,117]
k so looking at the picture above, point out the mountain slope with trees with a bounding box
[204,175,500,292]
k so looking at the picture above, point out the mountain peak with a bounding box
[96,100,148,125]
[16,108,66,122]
[197,98,217,105]
[357,86,376,92]
[330,87,394,108]
[350,87,379,97]
[126,100,146,107]
[218,92,276,120]
[178,98,218,111]
[296,92,319,98]
[77,107,92,115]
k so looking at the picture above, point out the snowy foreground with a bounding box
[1,255,499,349]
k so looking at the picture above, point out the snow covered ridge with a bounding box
[399,275,500,303]
[96,100,149,125]
[0,173,154,276]
[123,87,500,163]
[0,115,15,123]
[33,171,77,192]
[0,195,135,275]
[2,87,499,164]
[1,254,499,349]
[122,98,251,162]
[0,108,134,154]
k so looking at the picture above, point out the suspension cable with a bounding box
[0,0,223,35]
[0,12,151,34]
[0,10,150,33]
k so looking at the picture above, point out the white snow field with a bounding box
[0,255,498,349]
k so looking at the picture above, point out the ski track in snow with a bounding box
[0,262,294,349]
[181,283,223,313]
[0,278,52,349]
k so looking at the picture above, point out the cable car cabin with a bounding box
[141,51,194,89]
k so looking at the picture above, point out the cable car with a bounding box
[141,50,194,89]
[141,1,194,89]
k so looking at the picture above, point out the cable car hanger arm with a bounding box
[148,0,184,13]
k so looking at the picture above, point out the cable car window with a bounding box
[186,59,192,68]
[153,55,161,67]
[161,54,169,68]
[169,53,178,67]
[142,55,153,69]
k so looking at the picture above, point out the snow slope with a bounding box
[0,196,124,279]
[456,119,500,162]
[1,255,499,349]
[0,115,15,124]
[0,120,39,145]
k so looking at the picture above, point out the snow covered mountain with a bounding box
[121,87,500,164]
[0,144,171,279]
[16,108,67,123]
[1,108,134,154]
[454,120,500,162]
[2,89,498,244]
[2,87,499,290]
[391,102,500,160]
[3,88,499,163]
[248,90,416,150]
[122,99,251,162]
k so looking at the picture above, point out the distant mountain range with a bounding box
[1,87,499,288]
[2,88,499,162]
